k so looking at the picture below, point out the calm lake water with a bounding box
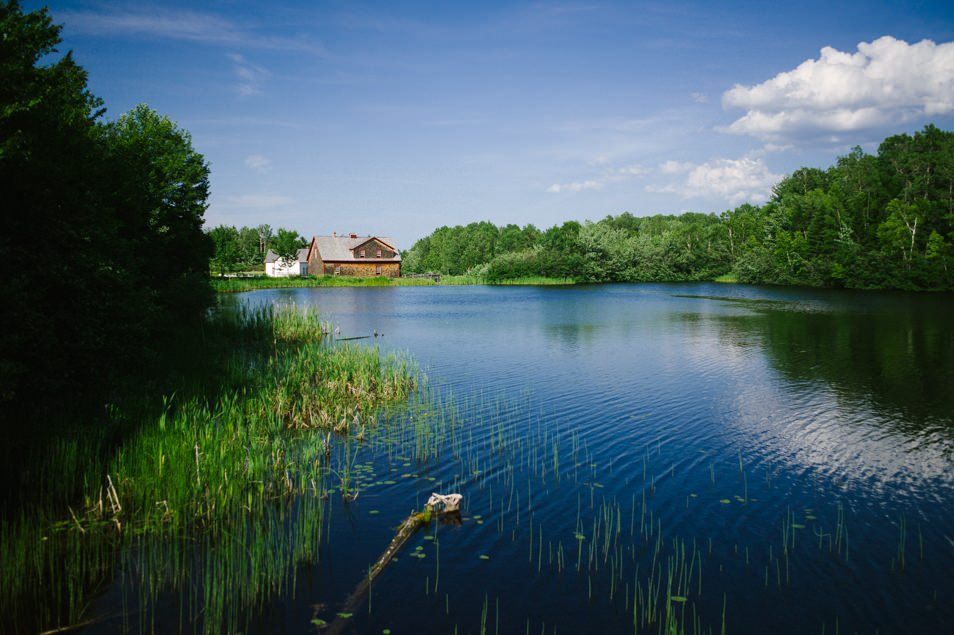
[148,284,954,633]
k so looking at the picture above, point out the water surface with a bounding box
[181,284,954,632]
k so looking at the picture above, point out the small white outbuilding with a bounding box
[264,248,309,277]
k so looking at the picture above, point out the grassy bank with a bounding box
[445,275,576,285]
[212,274,577,293]
[211,274,438,293]
[0,304,416,634]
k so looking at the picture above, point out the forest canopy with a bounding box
[404,125,954,291]
[0,1,212,413]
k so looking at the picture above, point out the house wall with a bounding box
[266,259,305,277]
[307,247,321,275]
[323,261,401,278]
[354,239,397,259]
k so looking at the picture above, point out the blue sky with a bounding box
[33,1,954,247]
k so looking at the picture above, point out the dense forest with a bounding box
[404,125,954,291]
[1,1,212,417]
[206,224,307,274]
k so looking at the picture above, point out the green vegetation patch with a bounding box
[0,304,417,633]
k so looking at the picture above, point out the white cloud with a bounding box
[244,154,271,171]
[58,8,324,53]
[616,164,646,176]
[547,180,603,193]
[722,36,954,142]
[648,157,783,205]
[546,164,647,193]
[659,160,693,174]
[690,92,709,104]
[230,53,269,96]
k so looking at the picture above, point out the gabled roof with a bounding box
[310,235,401,262]
[265,248,309,264]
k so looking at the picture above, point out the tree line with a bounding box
[1,1,212,416]
[206,224,307,275]
[404,124,954,291]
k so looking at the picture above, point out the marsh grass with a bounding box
[0,303,416,634]
[212,275,437,293]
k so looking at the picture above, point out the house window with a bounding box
[375,264,382,275]
[334,266,341,275]
[359,249,365,258]
[376,249,382,258]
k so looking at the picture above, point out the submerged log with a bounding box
[324,494,463,633]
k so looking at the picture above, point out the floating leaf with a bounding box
[720,499,731,504]
[311,618,327,626]
[337,612,352,618]
[424,535,434,540]
[479,554,490,560]
[792,524,806,529]
[369,510,380,515]
[383,630,391,634]
[575,533,586,541]
[670,596,688,603]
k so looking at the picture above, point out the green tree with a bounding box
[1,2,213,416]
[208,225,242,275]
[271,228,307,266]
[104,104,213,324]
[1,1,111,406]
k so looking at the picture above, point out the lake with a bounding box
[136,283,954,633]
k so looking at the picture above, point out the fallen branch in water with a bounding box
[323,494,463,633]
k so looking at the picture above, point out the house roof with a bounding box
[265,248,309,264]
[310,235,401,262]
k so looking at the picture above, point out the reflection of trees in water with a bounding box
[709,301,954,431]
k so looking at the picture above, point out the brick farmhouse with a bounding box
[306,233,401,278]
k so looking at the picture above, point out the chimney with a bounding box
[350,233,358,239]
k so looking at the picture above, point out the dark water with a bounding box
[175,284,954,632]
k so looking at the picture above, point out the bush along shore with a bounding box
[0,304,416,634]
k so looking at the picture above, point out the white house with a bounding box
[265,248,309,277]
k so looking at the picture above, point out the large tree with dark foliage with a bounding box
[0,1,212,416]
